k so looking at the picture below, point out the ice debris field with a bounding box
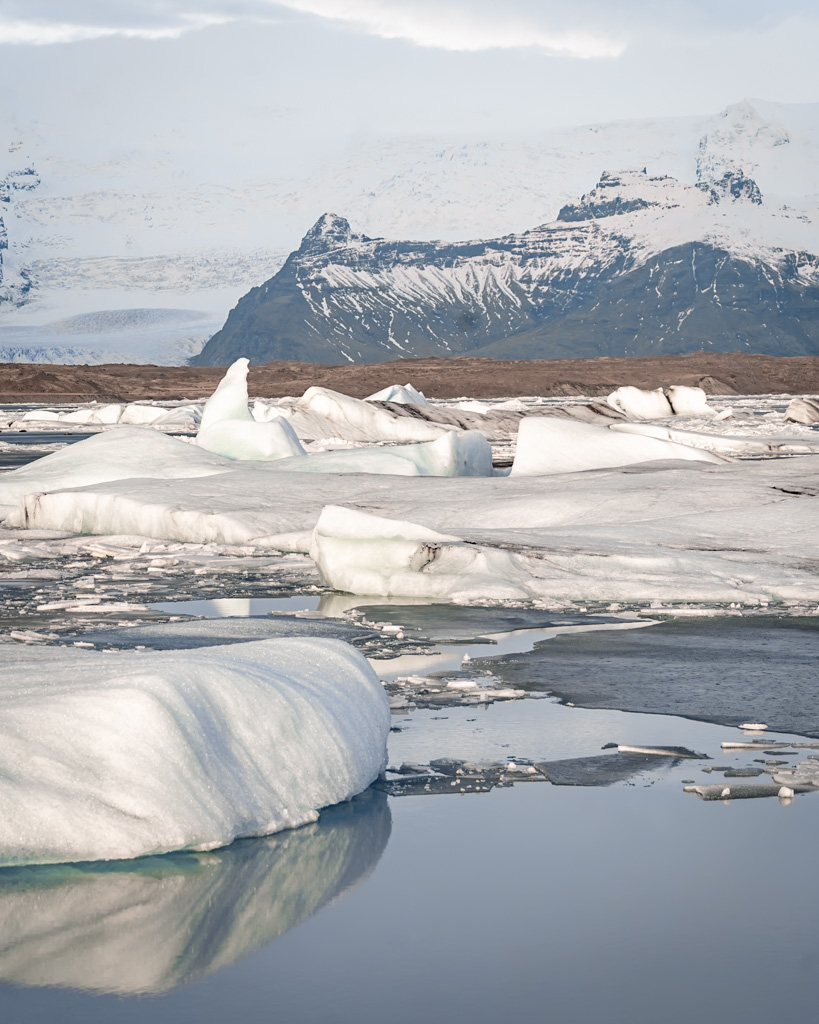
[1,357,818,866]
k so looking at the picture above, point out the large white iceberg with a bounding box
[288,386,448,443]
[510,417,724,475]
[0,427,227,514]
[272,430,492,477]
[311,505,528,600]
[0,638,390,865]
[198,418,305,461]
[199,357,254,430]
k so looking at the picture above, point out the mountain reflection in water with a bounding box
[0,790,390,997]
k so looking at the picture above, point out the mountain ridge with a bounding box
[193,166,819,366]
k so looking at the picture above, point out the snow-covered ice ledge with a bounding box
[0,639,390,866]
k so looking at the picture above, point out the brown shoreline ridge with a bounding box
[1,352,819,403]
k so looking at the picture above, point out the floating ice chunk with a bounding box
[21,409,62,422]
[607,386,673,419]
[152,405,202,427]
[252,399,288,422]
[120,404,169,425]
[199,357,254,430]
[311,505,528,600]
[784,397,819,425]
[272,430,491,477]
[0,427,229,517]
[666,385,717,418]
[292,387,448,443]
[365,383,428,405]
[510,417,724,476]
[197,417,305,461]
[0,638,389,865]
[194,359,305,460]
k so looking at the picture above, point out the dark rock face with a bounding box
[193,169,819,366]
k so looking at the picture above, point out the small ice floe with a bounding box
[617,744,707,759]
[784,397,819,425]
[684,783,812,801]
[772,759,819,789]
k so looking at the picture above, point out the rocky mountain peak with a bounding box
[556,168,688,222]
[300,213,356,250]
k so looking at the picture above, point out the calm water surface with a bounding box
[0,777,816,1024]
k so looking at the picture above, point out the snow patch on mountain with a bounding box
[2,99,819,363]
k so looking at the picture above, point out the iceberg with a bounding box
[195,356,305,460]
[784,397,819,425]
[365,383,428,404]
[0,638,390,865]
[0,427,228,514]
[289,386,448,443]
[199,356,255,430]
[272,430,492,477]
[607,386,674,419]
[510,417,724,475]
[198,417,305,461]
[311,505,528,600]
[665,385,717,417]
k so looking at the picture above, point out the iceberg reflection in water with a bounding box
[0,790,390,997]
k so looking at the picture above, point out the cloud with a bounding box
[273,0,624,57]
[0,12,232,45]
[0,0,815,51]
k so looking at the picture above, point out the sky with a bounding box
[2,0,818,173]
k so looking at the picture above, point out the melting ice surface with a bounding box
[1,383,819,1021]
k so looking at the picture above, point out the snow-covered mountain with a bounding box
[2,99,819,364]
[194,163,819,365]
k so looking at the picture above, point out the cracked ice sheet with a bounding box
[7,450,819,608]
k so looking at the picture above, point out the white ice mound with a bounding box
[311,505,527,599]
[0,427,228,515]
[273,430,491,477]
[0,639,390,866]
[195,356,305,460]
[198,417,305,461]
[784,397,819,424]
[665,385,717,417]
[510,417,725,475]
[199,356,254,431]
[607,386,673,419]
[291,387,448,443]
[365,383,428,405]
[120,404,171,426]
